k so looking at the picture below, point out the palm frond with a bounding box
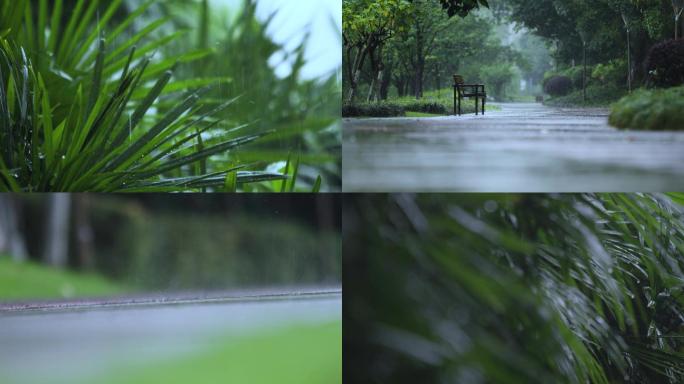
[345,193,684,384]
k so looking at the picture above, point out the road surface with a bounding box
[0,287,341,384]
[343,103,684,191]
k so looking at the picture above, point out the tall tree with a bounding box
[343,0,411,103]
[403,0,453,98]
[343,0,489,103]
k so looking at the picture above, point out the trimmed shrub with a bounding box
[609,86,684,131]
[342,103,405,117]
[545,67,586,91]
[645,39,684,87]
[544,76,573,96]
[544,84,627,108]
[592,59,627,86]
[562,66,586,89]
[402,101,448,114]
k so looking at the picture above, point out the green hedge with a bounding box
[341,101,448,117]
[342,103,405,117]
[82,198,341,290]
[544,84,627,107]
[401,101,448,114]
[609,86,684,131]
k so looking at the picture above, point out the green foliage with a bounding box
[163,0,341,191]
[95,321,342,384]
[0,0,338,191]
[507,0,677,87]
[544,66,589,91]
[343,0,502,103]
[544,75,573,96]
[342,102,406,117]
[645,39,684,88]
[609,86,684,131]
[562,66,587,90]
[401,101,448,114]
[431,0,490,17]
[342,88,499,117]
[342,0,412,38]
[545,83,627,107]
[0,257,124,300]
[345,193,684,384]
[0,39,282,192]
[78,198,341,289]
[479,62,515,100]
[592,59,627,85]
[394,88,492,114]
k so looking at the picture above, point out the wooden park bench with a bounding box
[453,75,486,116]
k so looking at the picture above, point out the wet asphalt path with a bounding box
[0,287,341,384]
[342,103,684,191]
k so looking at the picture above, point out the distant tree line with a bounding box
[0,195,341,289]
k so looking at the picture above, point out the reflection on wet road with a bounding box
[0,288,341,384]
[343,103,684,191]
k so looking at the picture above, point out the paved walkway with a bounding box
[0,288,341,384]
[343,103,684,191]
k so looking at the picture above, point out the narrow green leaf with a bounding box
[47,0,63,52]
[289,155,300,192]
[312,175,322,192]
[224,171,237,192]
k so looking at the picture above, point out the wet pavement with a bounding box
[0,288,341,384]
[342,103,684,191]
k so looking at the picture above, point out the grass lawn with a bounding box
[0,257,125,300]
[97,321,342,384]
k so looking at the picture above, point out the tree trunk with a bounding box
[582,42,587,103]
[415,29,425,99]
[395,77,406,97]
[416,62,424,99]
[373,68,383,102]
[627,29,632,92]
[379,68,391,100]
[44,194,71,268]
[366,76,376,102]
[366,46,378,102]
[0,195,27,261]
[73,195,94,270]
[346,48,364,104]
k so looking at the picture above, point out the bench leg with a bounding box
[482,96,485,115]
[458,95,462,116]
[475,97,479,115]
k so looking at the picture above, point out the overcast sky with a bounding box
[211,0,341,80]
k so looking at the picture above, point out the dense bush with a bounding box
[562,66,586,89]
[645,39,684,87]
[609,86,684,131]
[544,84,627,107]
[592,59,627,85]
[544,75,573,96]
[544,67,587,91]
[128,214,341,289]
[401,101,448,114]
[480,63,516,101]
[342,103,405,117]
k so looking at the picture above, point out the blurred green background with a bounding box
[344,193,684,384]
[0,194,340,300]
